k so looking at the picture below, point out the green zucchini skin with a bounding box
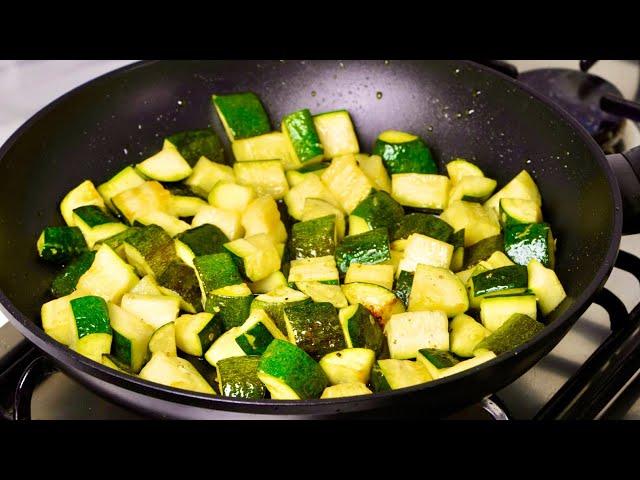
[449,229,465,248]
[504,223,555,269]
[351,191,404,231]
[346,304,384,356]
[38,226,88,263]
[298,162,330,173]
[103,227,141,254]
[72,205,118,227]
[471,265,528,297]
[394,270,414,308]
[373,137,436,175]
[284,302,347,360]
[157,261,203,312]
[165,129,225,166]
[290,215,336,259]
[392,213,453,242]
[206,287,253,330]
[70,295,112,338]
[194,253,243,293]
[334,227,391,274]
[475,313,544,355]
[251,289,311,334]
[217,356,266,399]
[370,362,391,392]
[50,251,96,298]
[235,322,276,355]
[176,224,229,257]
[124,224,178,277]
[213,93,271,140]
[282,109,324,163]
[418,348,459,369]
[464,234,504,268]
[164,183,202,198]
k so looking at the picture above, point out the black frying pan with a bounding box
[0,60,634,419]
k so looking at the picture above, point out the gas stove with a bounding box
[1,60,639,420]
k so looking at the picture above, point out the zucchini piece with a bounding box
[213,92,271,141]
[345,263,394,290]
[392,213,453,242]
[123,224,178,278]
[112,181,172,225]
[416,348,459,379]
[224,234,281,282]
[233,160,289,200]
[175,312,223,357]
[338,304,384,355]
[156,261,202,313]
[391,173,450,211]
[319,348,375,385]
[121,293,180,330]
[385,310,449,359]
[73,333,113,363]
[455,267,476,286]
[445,158,484,184]
[398,233,454,272]
[499,198,542,226]
[148,322,177,357]
[50,251,96,298]
[41,290,88,346]
[350,191,404,232]
[103,227,141,259]
[98,165,146,212]
[291,215,336,259]
[394,270,414,308]
[192,206,243,241]
[440,200,501,247]
[484,170,541,215]
[282,108,324,165]
[373,130,436,174]
[204,327,246,367]
[341,282,405,326]
[139,352,215,394]
[356,154,391,193]
[164,128,224,166]
[449,313,491,358]
[208,181,256,214]
[37,226,87,263]
[321,154,373,213]
[370,359,431,392]
[301,198,345,241]
[321,383,372,398]
[285,174,342,220]
[464,234,504,268]
[76,244,139,304]
[527,258,567,315]
[348,215,370,236]
[313,110,359,158]
[286,168,326,187]
[288,255,340,284]
[475,313,544,355]
[193,252,243,303]
[184,157,236,197]
[283,301,347,360]
[235,309,287,355]
[242,196,288,243]
[108,302,155,373]
[205,283,253,330]
[130,274,162,296]
[479,251,514,270]
[504,222,555,269]
[437,351,496,378]
[335,227,391,274]
[135,210,190,237]
[480,294,537,332]
[68,295,112,361]
[295,281,348,308]
[174,224,229,268]
[217,356,266,399]
[102,354,127,372]
[232,131,296,170]
[389,249,403,274]
[449,228,465,272]
[60,180,106,226]
[470,265,528,306]
[449,176,497,203]
[137,148,192,182]
[72,205,128,248]
[249,270,287,294]
[408,264,468,317]
[257,339,329,399]
[251,286,310,333]
[170,195,208,218]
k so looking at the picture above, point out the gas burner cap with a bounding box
[519,68,625,145]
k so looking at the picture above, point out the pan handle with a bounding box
[607,146,640,234]
[13,355,56,420]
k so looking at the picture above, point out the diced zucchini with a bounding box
[206,283,253,330]
[301,198,345,241]
[350,191,404,233]
[184,157,236,197]
[394,270,414,308]
[475,313,544,355]
[446,158,484,184]
[370,359,431,392]
[398,233,453,272]
[136,210,190,237]
[373,130,437,174]
[224,234,281,282]
[469,265,528,308]
[123,224,177,278]
[449,229,465,272]
[37,226,88,263]
[213,92,271,141]
[286,168,327,187]
[313,110,359,158]
[285,174,342,220]
[174,224,228,268]
[112,181,171,225]
[136,148,192,182]
[455,267,476,286]
[258,339,329,399]
[60,180,106,226]
[440,200,501,247]
[103,227,140,259]
[319,348,375,385]
[249,270,287,294]
[464,234,504,268]
[321,154,373,213]
[345,263,394,290]
[283,301,346,360]
[193,252,242,303]
[335,228,391,274]
[130,275,162,296]
[348,215,369,236]
[251,286,310,334]
[282,108,324,165]
[156,261,202,313]
[121,293,180,330]
[291,215,336,259]
[98,165,146,212]
[449,176,497,203]
[204,327,246,367]
[527,258,567,315]
[164,128,224,166]
[217,356,266,399]
[385,310,449,359]
[484,170,541,215]
[232,131,297,170]
[391,173,450,211]
[480,294,537,332]
[208,182,256,214]
[102,355,127,372]
[70,295,112,344]
[50,251,96,298]
[356,154,391,193]
[76,244,138,303]
[408,264,468,317]
[341,282,405,326]
[437,351,496,378]
[389,249,403,273]
[170,195,208,218]
[234,309,286,355]
[480,251,514,270]
[321,383,372,398]
[148,322,177,357]
[416,348,460,379]
[108,302,154,373]
[41,290,89,346]
[504,222,555,269]
[233,160,289,200]
[392,213,453,243]
[192,206,243,241]
[242,196,287,243]
[338,304,384,355]
[175,312,223,357]
[72,205,127,248]
[288,255,340,284]
[72,332,113,363]
[139,352,215,394]
[499,198,542,226]
[449,313,491,358]
[295,281,348,308]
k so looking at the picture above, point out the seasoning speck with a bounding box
[376,91,383,99]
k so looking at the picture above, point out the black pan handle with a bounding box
[601,94,640,122]
[13,355,56,420]
[607,146,640,235]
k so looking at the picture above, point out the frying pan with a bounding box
[0,60,636,419]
